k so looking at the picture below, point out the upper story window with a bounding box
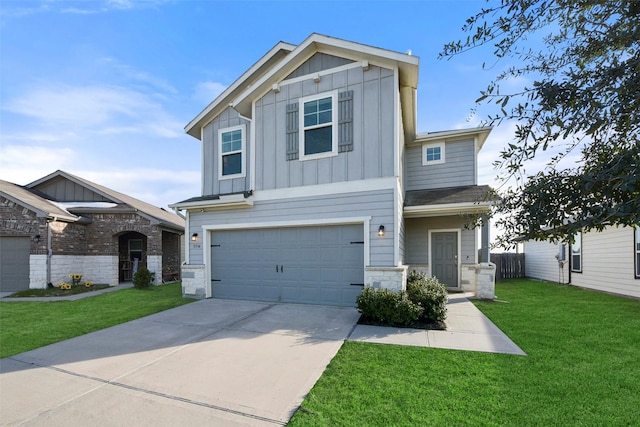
[422,142,445,165]
[299,91,338,160]
[218,124,246,179]
[635,226,640,279]
[571,231,582,273]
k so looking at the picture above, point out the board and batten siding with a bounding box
[524,240,569,284]
[254,64,397,191]
[571,226,639,298]
[202,108,251,196]
[404,216,476,265]
[405,139,476,191]
[285,53,354,79]
[188,189,395,267]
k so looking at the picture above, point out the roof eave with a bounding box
[170,193,254,211]
[403,202,492,218]
[414,127,493,150]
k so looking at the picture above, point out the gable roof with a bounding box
[185,40,296,138]
[185,33,419,140]
[0,179,78,222]
[25,170,184,230]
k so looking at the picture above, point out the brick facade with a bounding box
[0,195,48,254]
[2,196,182,288]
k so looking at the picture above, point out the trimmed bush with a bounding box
[133,267,154,289]
[406,272,448,322]
[357,287,423,326]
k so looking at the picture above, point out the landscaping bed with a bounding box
[6,284,111,298]
[356,316,446,330]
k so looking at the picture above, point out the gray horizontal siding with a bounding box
[405,139,476,191]
[202,107,251,196]
[255,64,396,191]
[188,189,395,267]
[404,216,476,265]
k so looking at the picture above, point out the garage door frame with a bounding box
[201,217,371,299]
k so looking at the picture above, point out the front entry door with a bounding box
[432,231,458,287]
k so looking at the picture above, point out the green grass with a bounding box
[289,279,640,426]
[0,282,194,358]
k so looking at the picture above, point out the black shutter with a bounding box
[286,102,299,160]
[338,90,354,152]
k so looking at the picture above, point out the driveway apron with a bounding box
[0,299,360,426]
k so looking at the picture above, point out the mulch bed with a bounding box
[357,315,446,330]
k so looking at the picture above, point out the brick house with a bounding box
[0,170,184,293]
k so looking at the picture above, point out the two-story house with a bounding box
[171,34,493,306]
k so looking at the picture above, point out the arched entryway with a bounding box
[117,231,147,282]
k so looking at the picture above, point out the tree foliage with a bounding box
[442,0,639,245]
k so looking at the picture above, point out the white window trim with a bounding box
[571,231,582,273]
[299,90,339,161]
[422,141,445,165]
[218,124,246,180]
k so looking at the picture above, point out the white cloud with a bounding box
[3,82,183,138]
[193,81,227,105]
[77,168,201,208]
[0,145,77,184]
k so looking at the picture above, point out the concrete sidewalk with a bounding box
[348,292,526,356]
[0,283,135,302]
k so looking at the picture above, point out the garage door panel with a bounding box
[210,225,364,306]
[0,236,30,293]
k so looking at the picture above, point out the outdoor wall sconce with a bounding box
[191,233,198,242]
[378,225,385,237]
[33,234,41,243]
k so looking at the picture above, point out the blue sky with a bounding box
[0,0,519,210]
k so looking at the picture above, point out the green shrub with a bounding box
[406,273,448,322]
[357,287,423,326]
[133,268,154,289]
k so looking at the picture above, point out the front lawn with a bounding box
[0,282,194,358]
[289,279,640,426]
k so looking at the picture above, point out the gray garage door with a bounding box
[0,236,31,293]
[210,225,364,306]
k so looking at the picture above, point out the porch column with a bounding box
[480,214,490,263]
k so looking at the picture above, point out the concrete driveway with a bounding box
[0,299,360,426]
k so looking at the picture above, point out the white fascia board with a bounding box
[170,193,254,210]
[404,202,491,218]
[413,127,493,151]
[253,176,397,202]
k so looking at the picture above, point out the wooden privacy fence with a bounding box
[489,252,525,282]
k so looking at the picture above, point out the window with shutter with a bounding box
[289,90,354,161]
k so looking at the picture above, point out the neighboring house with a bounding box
[524,226,640,299]
[0,170,184,293]
[171,34,493,306]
